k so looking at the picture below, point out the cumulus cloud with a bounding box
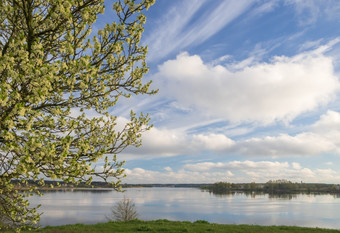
[292,162,302,169]
[192,134,234,151]
[131,127,190,157]
[164,166,172,172]
[123,167,234,184]
[222,110,340,157]
[232,132,336,157]
[184,162,227,172]
[112,43,340,161]
[119,109,340,159]
[124,127,234,158]
[117,109,340,183]
[122,160,340,184]
[184,160,289,172]
[311,110,340,133]
[157,47,340,124]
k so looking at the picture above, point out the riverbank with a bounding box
[201,180,340,195]
[6,220,340,233]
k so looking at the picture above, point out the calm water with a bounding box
[28,187,340,229]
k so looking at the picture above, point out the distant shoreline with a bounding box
[12,179,340,195]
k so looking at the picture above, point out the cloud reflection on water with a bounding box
[28,188,340,229]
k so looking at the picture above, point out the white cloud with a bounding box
[311,110,340,133]
[123,167,231,184]
[299,39,324,51]
[136,127,189,156]
[164,166,172,172]
[184,162,226,172]
[118,109,340,160]
[124,127,234,158]
[157,44,340,124]
[219,110,340,158]
[192,134,234,151]
[232,132,336,157]
[122,161,340,184]
[222,110,340,157]
[185,160,289,171]
[292,162,302,169]
[226,170,234,177]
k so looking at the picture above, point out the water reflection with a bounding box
[207,190,340,200]
[27,187,340,229]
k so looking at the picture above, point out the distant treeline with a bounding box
[12,179,340,194]
[11,179,207,190]
[122,183,205,188]
[201,179,340,194]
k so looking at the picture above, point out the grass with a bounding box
[5,219,340,233]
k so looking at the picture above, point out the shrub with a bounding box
[194,220,210,224]
[107,197,138,222]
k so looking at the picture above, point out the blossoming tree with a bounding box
[0,0,155,230]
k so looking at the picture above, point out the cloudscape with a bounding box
[98,0,340,184]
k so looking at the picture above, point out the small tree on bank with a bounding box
[0,0,155,230]
[107,197,138,222]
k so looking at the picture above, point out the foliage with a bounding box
[4,220,340,233]
[0,0,155,230]
[194,220,209,224]
[202,180,340,195]
[107,197,138,222]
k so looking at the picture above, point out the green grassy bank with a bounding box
[6,220,340,233]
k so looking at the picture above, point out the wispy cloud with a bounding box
[145,0,254,62]
[144,0,206,62]
[285,0,340,25]
[182,1,254,46]
[245,0,279,19]
[285,0,320,25]
[299,39,324,51]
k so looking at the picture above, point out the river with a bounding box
[28,187,340,229]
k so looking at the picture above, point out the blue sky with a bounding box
[101,0,340,184]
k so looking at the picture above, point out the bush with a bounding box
[107,197,138,222]
[137,225,152,231]
[194,220,210,224]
